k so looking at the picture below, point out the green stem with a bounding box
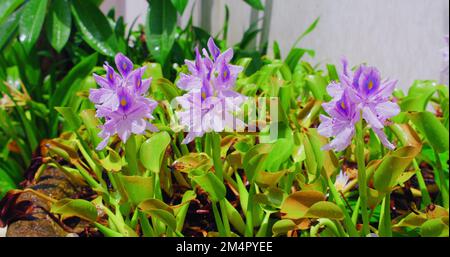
[434,151,449,208]
[326,176,359,237]
[413,160,432,207]
[351,197,361,225]
[212,202,225,236]
[355,119,370,236]
[219,199,231,236]
[378,193,392,237]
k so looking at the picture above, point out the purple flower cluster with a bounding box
[90,53,158,150]
[175,38,246,143]
[318,59,400,151]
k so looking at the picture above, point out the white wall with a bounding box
[101,0,450,91]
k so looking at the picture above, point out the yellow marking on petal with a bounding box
[368,81,374,90]
[120,99,127,107]
[109,73,113,80]
[201,92,206,100]
[340,101,346,109]
[137,80,141,88]
[122,63,127,70]
[223,70,228,78]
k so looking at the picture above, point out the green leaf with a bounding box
[0,8,21,52]
[189,169,226,202]
[118,175,154,206]
[305,74,328,101]
[280,190,325,220]
[71,0,117,56]
[373,146,421,193]
[272,219,297,236]
[304,201,344,220]
[420,218,449,237]
[285,48,314,72]
[18,0,48,52]
[264,139,294,172]
[152,78,181,101]
[172,153,213,173]
[51,198,98,222]
[244,0,264,10]
[45,0,71,52]
[139,131,171,173]
[243,143,273,183]
[51,53,98,108]
[145,0,177,65]
[170,0,188,14]
[408,111,449,153]
[100,148,123,172]
[0,0,24,24]
[400,80,437,112]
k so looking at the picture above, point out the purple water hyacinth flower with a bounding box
[318,87,360,151]
[341,60,400,150]
[175,38,246,143]
[319,59,399,151]
[90,53,158,150]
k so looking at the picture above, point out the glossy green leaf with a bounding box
[119,175,154,206]
[305,75,328,101]
[244,0,264,10]
[170,0,188,14]
[0,0,23,24]
[71,0,117,56]
[139,131,171,173]
[400,80,437,112]
[145,0,177,65]
[408,111,449,153]
[0,8,21,51]
[51,198,98,222]
[18,0,48,52]
[45,0,71,52]
[373,146,421,193]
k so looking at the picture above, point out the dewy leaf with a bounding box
[71,0,117,56]
[280,190,325,220]
[145,0,177,66]
[45,0,71,52]
[139,131,171,173]
[373,146,421,193]
[51,198,98,222]
[19,0,48,53]
[408,111,449,153]
[303,201,344,220]
[172,153,213,173]
[189,169,226,202]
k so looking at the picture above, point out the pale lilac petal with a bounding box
[373,127,395,150]
[362,106,384,129]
